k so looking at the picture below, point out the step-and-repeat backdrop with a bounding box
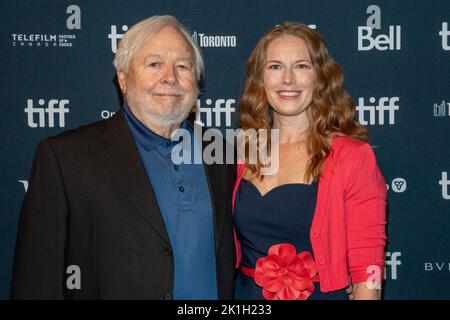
[1,0,449,299]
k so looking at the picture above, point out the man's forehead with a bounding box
[137,30,194,58]
[145,27,191,48]
[142,53,194,63]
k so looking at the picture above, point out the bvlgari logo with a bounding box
[424,262,450,272]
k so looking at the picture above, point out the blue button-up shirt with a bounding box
[123,103,218,299]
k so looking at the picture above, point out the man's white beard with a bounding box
[147,102,193,128]
[126,94,195,130]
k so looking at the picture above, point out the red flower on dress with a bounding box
[254,243,318,300]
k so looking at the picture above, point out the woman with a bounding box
[232,22,387,300]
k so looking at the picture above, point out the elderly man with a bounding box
[11,15,235,300]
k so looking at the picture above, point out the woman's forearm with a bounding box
[352,282,381,300]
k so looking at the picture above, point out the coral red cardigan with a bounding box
[232,136,387,292]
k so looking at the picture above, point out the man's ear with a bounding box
[117,72,127,95]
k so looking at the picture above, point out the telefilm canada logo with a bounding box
[358,5,401,51]
[11,5,81,48]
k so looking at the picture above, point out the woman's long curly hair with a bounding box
[239,22,369,182]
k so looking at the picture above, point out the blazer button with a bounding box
[164,293,172,300]
[318,258,325,265]
[164,247,173,256]
[324,280,331,288]
[312,232,319,239]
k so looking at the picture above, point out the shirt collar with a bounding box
[123,102,192,152]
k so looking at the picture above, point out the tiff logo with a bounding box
[439,171,450,200]
[439,22,450,51]
[193,98,235,127]
[25,99,70,128]
[358,5,401,51]
[433,100,450,117]
[384,252,401,280]
[109,25,128,53]
[356,97,399,125]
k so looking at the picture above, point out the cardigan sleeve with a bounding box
[343,143,387,284]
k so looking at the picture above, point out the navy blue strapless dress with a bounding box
[233,179,348,300]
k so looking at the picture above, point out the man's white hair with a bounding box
[113,15,204,89]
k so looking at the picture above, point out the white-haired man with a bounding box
[12,16,235,300]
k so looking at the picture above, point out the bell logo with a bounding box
[24,99,70,128]
[439,22,450,51]
[439,171,450,200]
[358,5,401,51]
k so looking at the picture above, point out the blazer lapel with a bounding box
[101,110,170,245]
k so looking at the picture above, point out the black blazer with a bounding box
[11,110,236,299]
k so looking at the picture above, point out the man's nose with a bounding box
[162,65,178,85]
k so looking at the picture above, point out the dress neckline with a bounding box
[242,179,317,198]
